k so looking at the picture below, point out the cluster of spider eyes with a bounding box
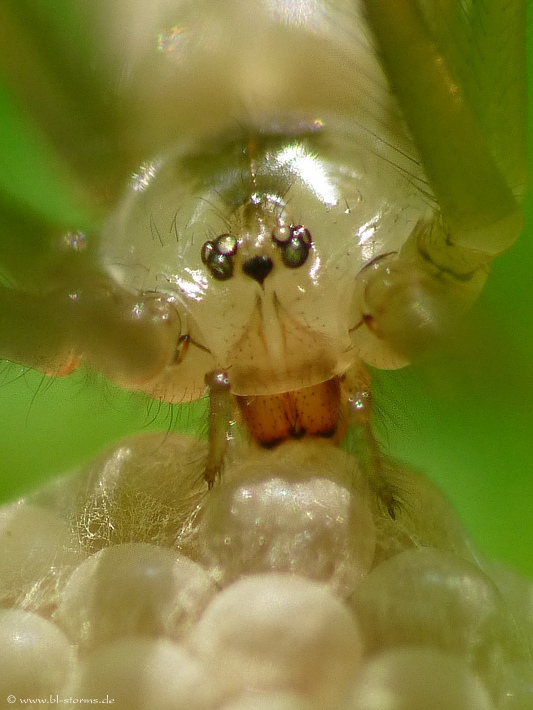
[201,225,313,281]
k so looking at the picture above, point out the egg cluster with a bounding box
[0,432,531,709]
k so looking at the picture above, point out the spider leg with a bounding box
[361,0,526,256]
[0,271,181,387]
[203,370,234,487]
[342,364,401,519]
[354,0,526,363]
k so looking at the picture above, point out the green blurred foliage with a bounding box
[0,5,531,578]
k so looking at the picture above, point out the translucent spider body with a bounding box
[0,1,527,514]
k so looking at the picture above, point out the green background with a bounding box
[0,8,531,579]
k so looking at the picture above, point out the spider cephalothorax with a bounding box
[0,0,526,516]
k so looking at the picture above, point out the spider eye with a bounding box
[273,225,312,269]
[216,234,238,255]
[201,234,238,281]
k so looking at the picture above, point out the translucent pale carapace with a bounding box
[0,1,527,509]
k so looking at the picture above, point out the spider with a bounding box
[0,2,529,534]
